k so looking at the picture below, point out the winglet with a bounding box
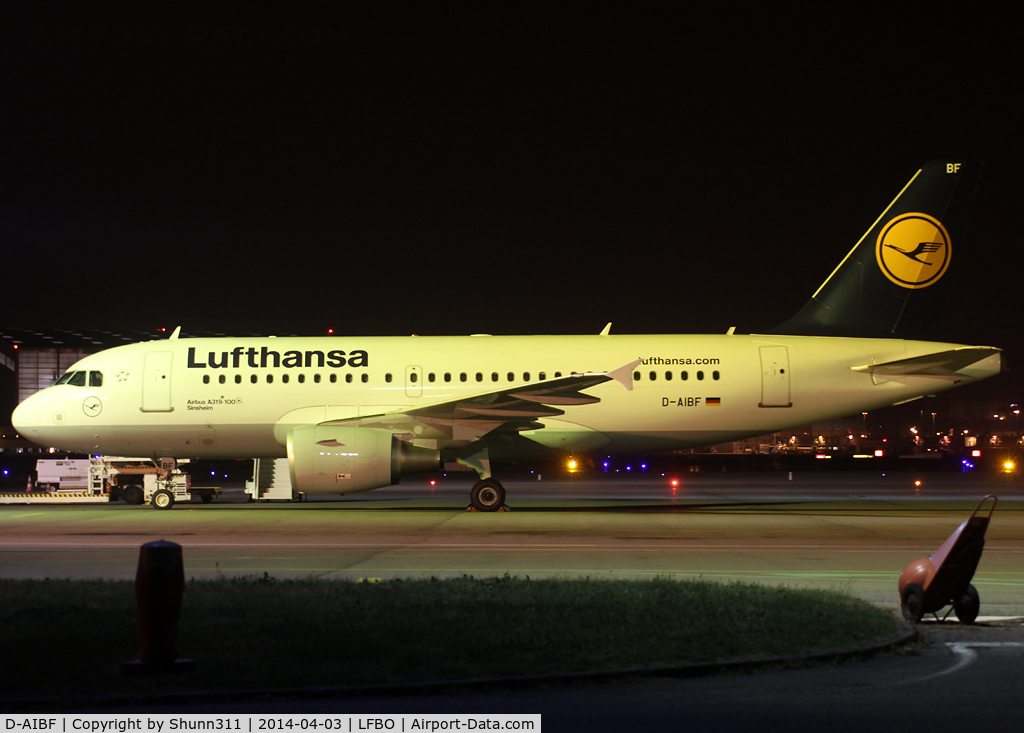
[600,322,612,337]
[169,326,181,340]
[606,359,641,391]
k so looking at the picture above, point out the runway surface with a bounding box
[6,470,1024,728]
[2,470,1022,613]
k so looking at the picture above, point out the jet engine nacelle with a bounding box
[287,425,440,494]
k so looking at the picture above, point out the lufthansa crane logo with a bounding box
[83,396,102,417]
[876,212,951,289]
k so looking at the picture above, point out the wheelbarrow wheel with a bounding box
[901,583,926,622]
[953,584,980,624]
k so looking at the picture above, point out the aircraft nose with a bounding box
[11,393,46,438]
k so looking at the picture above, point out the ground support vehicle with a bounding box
[0,457,220,509]
[898,494,996,623]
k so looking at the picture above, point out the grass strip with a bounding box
[0,575,902,699]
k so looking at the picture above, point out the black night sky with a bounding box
[3,4,1022,403]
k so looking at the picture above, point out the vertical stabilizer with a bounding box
[771,161,981,340]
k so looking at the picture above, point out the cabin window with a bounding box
[251,374,258,384]
[203,375,210,384]
[713,371,720,380]
[219,375,226,384]
[361,374,368,383]
[428,373,435,383]
[507,372,515,382]
[410,372,418,383]
[55,372,73,386]
[555,372,562,378]
[385,373,393,383]
[330,374,337,383]
[89,371,103,387]
[314,374,320,383]
[282,374,290,384]
[665,371,672,381]
[444,373,452,383]
[235,375,242,384]
[344,374,351,383]
[633,372,640,381]
[649,371,657,381]
[298,374,306,384]
[476,373,483,382]
[460,373,467,382]
[267,374,274,384]
[681,371,689,380]
[697,371,704,380]
[523,372,530,381]
[68,371,86,387]
[491,372,499,382]
[539,372,546,380]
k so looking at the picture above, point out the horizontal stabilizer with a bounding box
[851,347,1002,381]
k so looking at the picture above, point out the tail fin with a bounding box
[771,160,981,340]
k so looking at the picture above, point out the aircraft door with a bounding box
[142,352,174,412]
[758,346,792,408]
[405,365,422,398]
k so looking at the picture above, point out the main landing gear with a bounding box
[469,478,507,512]
[460,447,509,512]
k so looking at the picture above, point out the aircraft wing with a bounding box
[321,359,640,445]
[851,347,1002,382]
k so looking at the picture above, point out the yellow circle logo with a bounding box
[876,212,951,289]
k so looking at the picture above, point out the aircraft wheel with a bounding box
[470,479,506,512]
[122,485,144,505]
[152,489,175,510]
[954,584,980,624]
[900,583,926,622]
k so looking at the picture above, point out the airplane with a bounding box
[12,160,1003,510]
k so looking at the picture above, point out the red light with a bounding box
[328,329,334,334]
[429,480,436,486]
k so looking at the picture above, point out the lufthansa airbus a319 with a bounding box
[12,161,1002,510]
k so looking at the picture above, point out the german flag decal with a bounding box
[706,397,721,406]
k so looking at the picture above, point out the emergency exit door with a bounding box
[758,346,792,408]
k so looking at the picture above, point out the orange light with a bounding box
[914,480,922,487]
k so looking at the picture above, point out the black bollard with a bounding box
[122,539,195,675]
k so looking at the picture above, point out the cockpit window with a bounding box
[67,371,87,387]
[55,372,74,386]
[89,371,103,387]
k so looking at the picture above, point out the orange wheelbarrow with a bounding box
[898,494,996,624]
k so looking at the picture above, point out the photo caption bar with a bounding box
[2,715,540,733]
